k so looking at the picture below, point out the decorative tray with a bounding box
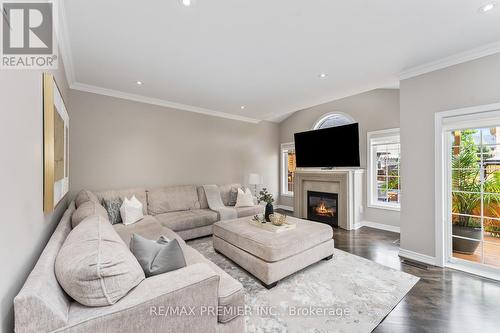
[248,218,296,233]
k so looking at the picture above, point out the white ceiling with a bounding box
[61,0,500,122]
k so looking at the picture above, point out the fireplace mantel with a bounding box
[293,168,364,230]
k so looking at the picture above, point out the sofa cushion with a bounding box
[113,215,186,248]
[55,215,145,307]
[218,184,242,206]
[147,185,200,215]
[95,188,148,215]
[236,205,264,218]
[155,209,218,232]
[75,189,99,208]
[183,246,244,323]
[71,200,108,228]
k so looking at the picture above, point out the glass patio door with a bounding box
[449,127,500,269]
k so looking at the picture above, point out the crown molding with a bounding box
[400,40,500,80]
[70,82,261,123]
[57,0,76,86]
[57,2,260,124]
[57,14,260,123]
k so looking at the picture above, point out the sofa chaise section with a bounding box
[14,200,246,333]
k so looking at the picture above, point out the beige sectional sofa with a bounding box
[14,184,263,333]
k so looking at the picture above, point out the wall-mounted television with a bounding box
[294,123,360,168]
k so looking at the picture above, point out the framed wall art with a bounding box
[43,73,69,213]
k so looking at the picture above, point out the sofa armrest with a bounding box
[60,263,220,333]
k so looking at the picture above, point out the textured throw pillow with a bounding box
[74,189,99,208]
[55,215,145,307]
[235,188,255,207]
[120,195,144,225]
[228,187,243,206]
[103,197,123,224]
[71,201,108,228]
[130,234,186,277]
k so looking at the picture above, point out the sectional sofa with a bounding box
[14,184,263,333]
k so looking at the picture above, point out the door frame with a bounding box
[435,102,500,280]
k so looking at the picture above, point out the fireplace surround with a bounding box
[294,168,364,230]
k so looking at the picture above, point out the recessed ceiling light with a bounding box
[319,73,328,78]
[479,2,497,12]
[181,0,191,7]
[240,105,246,110]
[136,81,143,85]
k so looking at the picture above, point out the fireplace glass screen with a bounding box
[307,191,338,227]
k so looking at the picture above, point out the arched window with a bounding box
[313,112,355,130]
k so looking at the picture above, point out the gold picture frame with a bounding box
[43,73,69,213]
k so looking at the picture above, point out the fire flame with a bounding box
[315,201,335,217]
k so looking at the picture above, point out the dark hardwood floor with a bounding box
[276,210,500,333]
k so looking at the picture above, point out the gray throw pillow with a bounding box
[130,234,186,277]
[102,198,123,224]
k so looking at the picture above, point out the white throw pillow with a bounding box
[235,188,255,207]
[120,195,144,225]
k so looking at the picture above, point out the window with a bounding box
[313,112,355,130]
[367,129,401,210]
[281,143,296,196]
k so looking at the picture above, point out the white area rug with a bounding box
[188,238,419,333]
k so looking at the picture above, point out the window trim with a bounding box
[281,142,295,197]
[312,112,355,130]
[367,128,401,211]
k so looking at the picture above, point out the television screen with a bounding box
[294,123,360,168]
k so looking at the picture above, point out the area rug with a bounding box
[188,237,419,333]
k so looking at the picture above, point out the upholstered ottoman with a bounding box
[213,216,334,288]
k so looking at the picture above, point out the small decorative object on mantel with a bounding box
[258,188,274,222]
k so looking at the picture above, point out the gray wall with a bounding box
[278,89,400,227]
[0,63,69,332]
[400,53,500,258]
[68,90,280,198]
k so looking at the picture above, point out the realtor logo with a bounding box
[1,1,57,69]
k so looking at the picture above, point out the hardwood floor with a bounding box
[276,210,500,333]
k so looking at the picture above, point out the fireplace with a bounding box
[307,191,338,227]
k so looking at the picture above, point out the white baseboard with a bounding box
[275,205,294,212]
[359,220,400,233]
[399,248,437,266]
[352,222,364,230]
